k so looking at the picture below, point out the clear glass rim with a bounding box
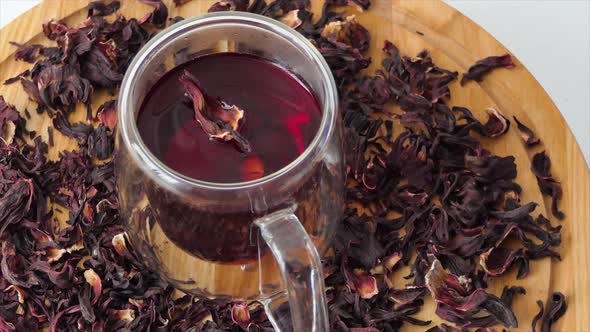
[118,11,338,191]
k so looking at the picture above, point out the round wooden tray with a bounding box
[0,1,588,331]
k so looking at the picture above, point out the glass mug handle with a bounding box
[255,207,329,332]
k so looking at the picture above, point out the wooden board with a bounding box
[0,0,588,331]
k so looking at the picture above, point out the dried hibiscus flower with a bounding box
[96,100,117,131]
[532,151,565,220]
[426,260,518,328]
[209,0,250,12]
[477,107,510,138]
[9,41,43,63]
[87,0,120,17]
[343,266,379,299]
[321,15,370,52]
[21,63,93,111]
[461,54,515,86]
[3,69,31,85]
[513,116,540,146]
[179,70,251,152]
[230,302,251,328]
[139,0,169,29]
[0,96,24,144]
[280,9,303,28]
[532,292,567,332]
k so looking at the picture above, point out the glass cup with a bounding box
[115,12,344,331]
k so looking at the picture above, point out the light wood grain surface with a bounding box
[0,0,588,331]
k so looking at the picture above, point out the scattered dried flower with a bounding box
[461,54,515,85]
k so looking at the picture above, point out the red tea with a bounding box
[137,53,323,262]
[137,53,322,183]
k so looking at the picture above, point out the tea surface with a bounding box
[137,53,322,183]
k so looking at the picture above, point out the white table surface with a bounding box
[1,0,589,165]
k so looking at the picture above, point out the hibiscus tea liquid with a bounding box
[136,53,322,263]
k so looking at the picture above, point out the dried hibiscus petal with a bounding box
[332,0,371,10]
[208,0,249,12]
[139,0,169,29]
[52,113,93,144]
[179,70,251,152]
[83,269,102,305]
[169,16,185,26]
[107,309,135,322]
[111,232,130,257]
[480,247,521,276]
[30,228,67,263]
[513,116,540,146]
[2,241,36,288]
[461,54,515,86]
[388,286,428,305]
[532,300,544,332]
[96,100,117,131]
[173,0,190,6]
[343,264,379,299]
[4,69,31,85]
[0,179,34,234]
[465,154,517,182]
[540,292,567,332]
[426,260,518,328]
[500,286,525,309]
[230,302,251,328]
[532,292,567,332]
[351,0,371,10]
[477,107,510,138]
[87,1,120,17]
[0,96,22,143]
[80,47,123,89]
[321,15,370,52]
[9,41,43,63]
[42,19,69,40]
[88,124,114,160]
[32,63,93,110]
[531,152,565,220]
[279,10,302,28]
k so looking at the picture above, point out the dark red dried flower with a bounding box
[426,259,518,328]
[87,0,120,17]
[532,292,567,332]
[169,15,185,26]
[96,100,117,131]
[9,42,43,63]
[513,116,540,146]
[477,107,510,138]
[280,9,303,28]
[321,15,370,52]
[3,69,31,85]
[139,0,169,29]
[331,0,371,10]
[230,302,251,328]
[179,70,251,152]
[0,96,22,144]
[480,247,522,276]
[461,54,515,86]
[531,151,565,220]
[532,300,545,332]
[209,0,250,12]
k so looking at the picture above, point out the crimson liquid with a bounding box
[137,53,322,183]
[137,53,322,262]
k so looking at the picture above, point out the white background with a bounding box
[1,0,589,164]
